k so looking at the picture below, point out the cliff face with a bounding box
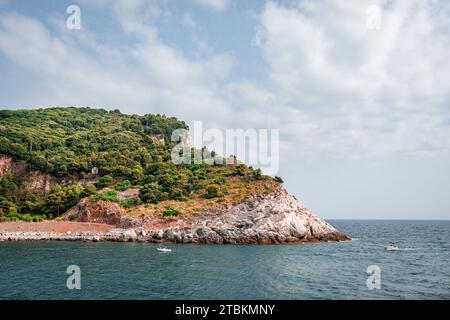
[128,186,349,244]
[64,198,123,225]
[0,107,350,244]
[0,156,54,195]
[0,155,349,244]
[0,156,13,178]
[61,186,349,244]
[23,170,53,195]
[1,186,349,243]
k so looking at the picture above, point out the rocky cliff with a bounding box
[0,156,54,194]
[0,156,349,244]
[64,198,123,225]
[130,186,349,243]
[0,156,13,178]
[46,186,349,244]
[0,107,350,244]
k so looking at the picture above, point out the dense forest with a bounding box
[0,107,281,221]
[0,107,188,176]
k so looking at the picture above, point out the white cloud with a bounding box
[1,0,450,163]
[255,0,450,159]
[0,2,234,127]
[193,0,230,12]
[182,13,211,52]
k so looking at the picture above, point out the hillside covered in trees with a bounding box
[0,107,281,222]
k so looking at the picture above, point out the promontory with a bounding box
[0,107,349,243]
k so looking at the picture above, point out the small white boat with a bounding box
[384,244,399,251]
[157,247,172,252]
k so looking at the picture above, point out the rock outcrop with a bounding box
[130,186,349,244]
[0,156,54,194]
[0,156,13,178]
[42,186,348,244]
[0,180,349,243]
[64,199,123,225]
[22,170,53,195]
[117,188,140,201]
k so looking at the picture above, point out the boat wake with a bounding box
[398,247,420,251]
[384,245,420,251]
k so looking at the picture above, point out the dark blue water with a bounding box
[0,220,449,299]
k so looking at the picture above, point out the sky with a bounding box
[0,0,450,219]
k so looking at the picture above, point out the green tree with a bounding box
[140,182,165,204]
[274,176,284,183]
[128,166,144,184]
[96,175,113,188]
[203,184,222,199]
[253,168,263,180]
[233,164,246,176]
[81,184,97,197]
[162,205,179,216]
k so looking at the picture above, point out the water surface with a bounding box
[0,220,448,299]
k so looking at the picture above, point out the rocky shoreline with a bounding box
[0,187,350,244]
[0,229,146,243]
[0,228,349,243]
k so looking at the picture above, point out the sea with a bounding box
[0,220,448,299]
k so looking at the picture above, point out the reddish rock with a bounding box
[65,199,123,225]
[23,170,53,195]
[0,156,13,178]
